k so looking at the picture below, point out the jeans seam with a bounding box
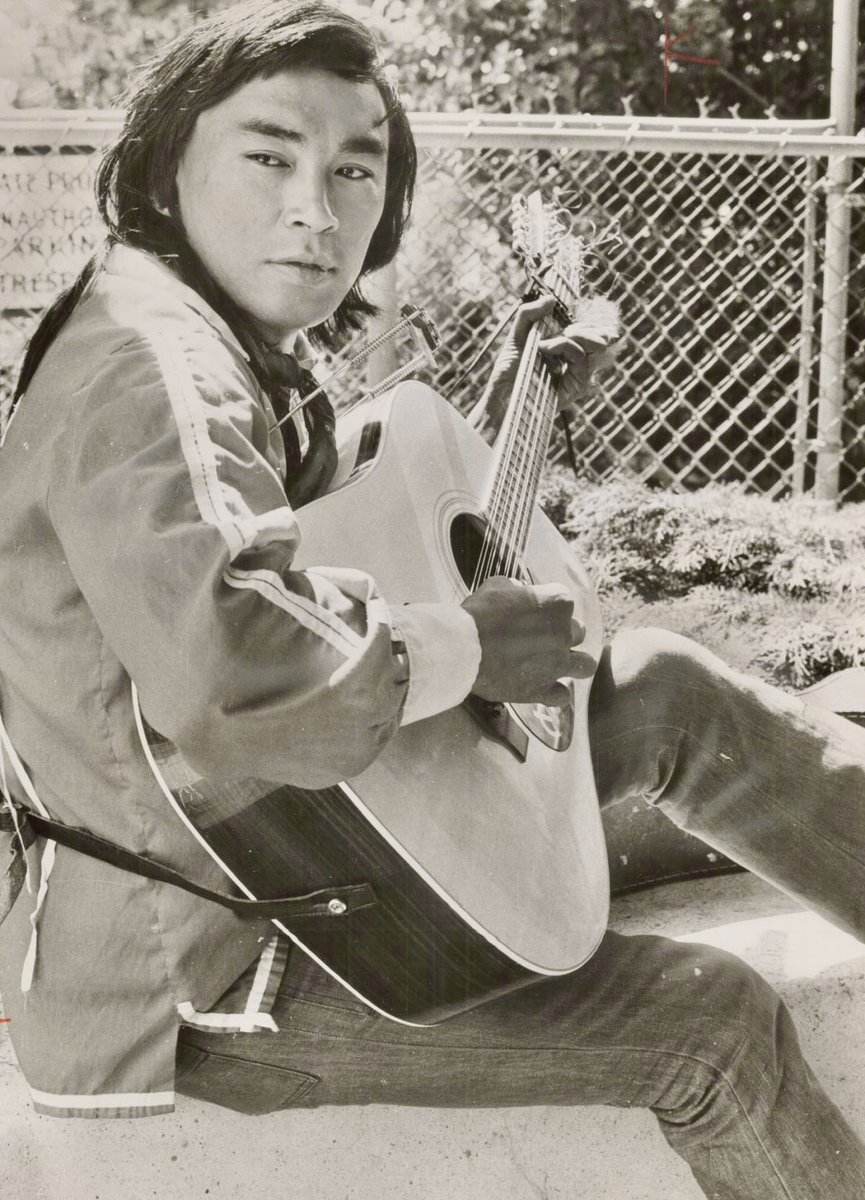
[656,1050,796,1200]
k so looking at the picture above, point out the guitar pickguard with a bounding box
[513,688,575,752]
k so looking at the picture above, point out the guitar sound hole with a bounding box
[449,512,574,753]
[449,512,523,589]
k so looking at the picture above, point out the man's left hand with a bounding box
[467,295,619,443]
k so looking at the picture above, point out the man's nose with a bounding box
[281,170,338,233]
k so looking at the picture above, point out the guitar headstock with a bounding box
[511,190,620,343]
[511,192,584,295]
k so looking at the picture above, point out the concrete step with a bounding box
[2,872,864,1200]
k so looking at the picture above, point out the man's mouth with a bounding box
[272,259,336,274]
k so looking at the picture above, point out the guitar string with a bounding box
[471,324,531,586]
[500,359,546,578]
[509,328,558,572]
[504,227,587,572]
[472,322,542,588]
[509,367,555,578]
[477,199,554,584]
[475,302,559,585]
[496,327,544,576]
[473,226,586,590]
[498,293,567,579]
[495,336,554,580]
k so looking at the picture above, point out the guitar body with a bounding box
[144,382,609,1025]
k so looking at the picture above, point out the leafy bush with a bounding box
[756,620,865,690]
[538,471,865,689]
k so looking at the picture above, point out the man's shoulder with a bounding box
[30,244,257,411]
[84,243,245,361]
[19,245,268,455]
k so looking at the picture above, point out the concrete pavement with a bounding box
[1,873,863,1200]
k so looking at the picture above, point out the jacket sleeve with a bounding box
[46,323,480,787]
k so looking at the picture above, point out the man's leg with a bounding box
[590,628,865,939]
[178,929,865,1200]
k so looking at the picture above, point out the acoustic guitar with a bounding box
[137,192,619,1025]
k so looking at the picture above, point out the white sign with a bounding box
[0,153,104,307]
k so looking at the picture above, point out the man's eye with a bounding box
[338,165,374,181]
[247,152,286,168]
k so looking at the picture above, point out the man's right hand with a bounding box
[461,576,596,707]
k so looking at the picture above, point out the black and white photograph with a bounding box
[0,2,863,1197]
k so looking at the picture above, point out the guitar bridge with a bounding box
[462,695,529,763]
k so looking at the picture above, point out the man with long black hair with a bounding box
[1,4,865,1197]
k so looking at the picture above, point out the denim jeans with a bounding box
[177,628,865,1200]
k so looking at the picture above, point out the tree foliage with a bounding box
[0,0,186,108]
[0,0,859,122]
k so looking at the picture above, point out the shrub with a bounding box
[539,471,865,689]
[756,620,865,689]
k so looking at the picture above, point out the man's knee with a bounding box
[602,627,721,697]
[589,628,725,802]
[591,627,738,758]
[651,941,794,1126]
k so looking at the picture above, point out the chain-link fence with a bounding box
[2,112,865,500]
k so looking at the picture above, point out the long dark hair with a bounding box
[12,0,416,415]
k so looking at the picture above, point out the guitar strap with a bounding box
[0,694,375,928]
[0,803,375,922]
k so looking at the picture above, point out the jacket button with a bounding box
[327,898,348,916]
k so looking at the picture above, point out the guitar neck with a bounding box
[472,190,619,587]
[481,318,561,573]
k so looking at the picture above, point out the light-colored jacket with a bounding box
[0,245,480,1117]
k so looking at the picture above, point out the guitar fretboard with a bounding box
[481,322,560,578]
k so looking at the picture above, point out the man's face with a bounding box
[174,67,389,347]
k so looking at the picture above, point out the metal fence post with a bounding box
[814,0,860,503]
[792,159,819,496]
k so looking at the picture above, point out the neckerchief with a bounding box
[263,347,338,508]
